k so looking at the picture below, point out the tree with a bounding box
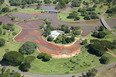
[71,26,80,30]
[86,68,97,77]
[19,56,35,72]
[2,51,24,66]
[84,15,90,20]
[98,31,106,38]
[0,21,2,25]
[72,0,81,7]
[74,16,80,21]
[37,53,52,61]
[0,0,4,5]
[19,41,38,55]
[88,42,106,56]
[1,7,10,13]
[44,0,51,4]
[81,39,87,45]
[47,36,54,41]
[24,56,35,64]
[19,63,31,72]
[0,28,2,35]
[67,11,78,19]
[91,31,98,37]
[72,30,81,35]
[0,38,5,47]
[65,28,70,33]
[1,67,6,74]
[99,56,109,64]
[98,26,105,31]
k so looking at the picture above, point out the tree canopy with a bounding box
[19,41,38,55]
[0,38,5,47]
[37,53,52,61]
[2,51,24,66]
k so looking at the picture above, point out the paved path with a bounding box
[100,12,116,36]
[3,62,116,77]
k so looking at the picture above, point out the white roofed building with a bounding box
[49,30,64,39]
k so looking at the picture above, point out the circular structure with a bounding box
[1,12,106,58]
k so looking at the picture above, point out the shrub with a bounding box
[2,51,24,66]
[37,53,52,61]
[47,36,54,41]
[88,42,106,56]
[98,31,106,38]
[74,16,80,21]
[86,68,97,77]
[12,32,17,36]
[81,39,87,45]
[19,63,31,72]
[99,56,109,64]
[24,56,35,64]
[19,41,38,55]
[0,21,2,25]
[0,38,5,47]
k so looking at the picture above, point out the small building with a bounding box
[49,30,64,39]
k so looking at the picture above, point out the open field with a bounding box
[96,66,116,77]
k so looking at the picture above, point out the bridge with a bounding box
[100,12,116,36]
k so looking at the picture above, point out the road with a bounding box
[100,12,116,36]
[4,62,116,77]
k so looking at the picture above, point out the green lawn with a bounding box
[28,46,102,75]
[104,13,116,19]
[17,9,42,14]
[58,13,74,21]
[0,24,23,60]
[87,30,116,42]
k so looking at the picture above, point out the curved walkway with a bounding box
[100,12,116,36]
[4,62,116,77]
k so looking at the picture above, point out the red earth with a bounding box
[14,20,82,58]
[15,29,82,58]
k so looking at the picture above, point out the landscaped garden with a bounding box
[0,0,116,77]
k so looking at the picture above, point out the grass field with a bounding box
[96,66,116,77]
[104,13,116,19]
[0,24,23,60]
[29,46,102,75]
[87,30,116,42]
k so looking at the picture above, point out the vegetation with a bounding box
[19,56,35,71]
[37,53,52,61]
[92,26,106,38]
[86,68,97,77]
[9,0,38,6]
[0,67,21,77]
[3,23,15,31]
[99,56,109,64]
[19,41,38,55]
[41,21,81,45]
[0,0,116,76]
[0,38,5,47]
[2,51,24,66]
